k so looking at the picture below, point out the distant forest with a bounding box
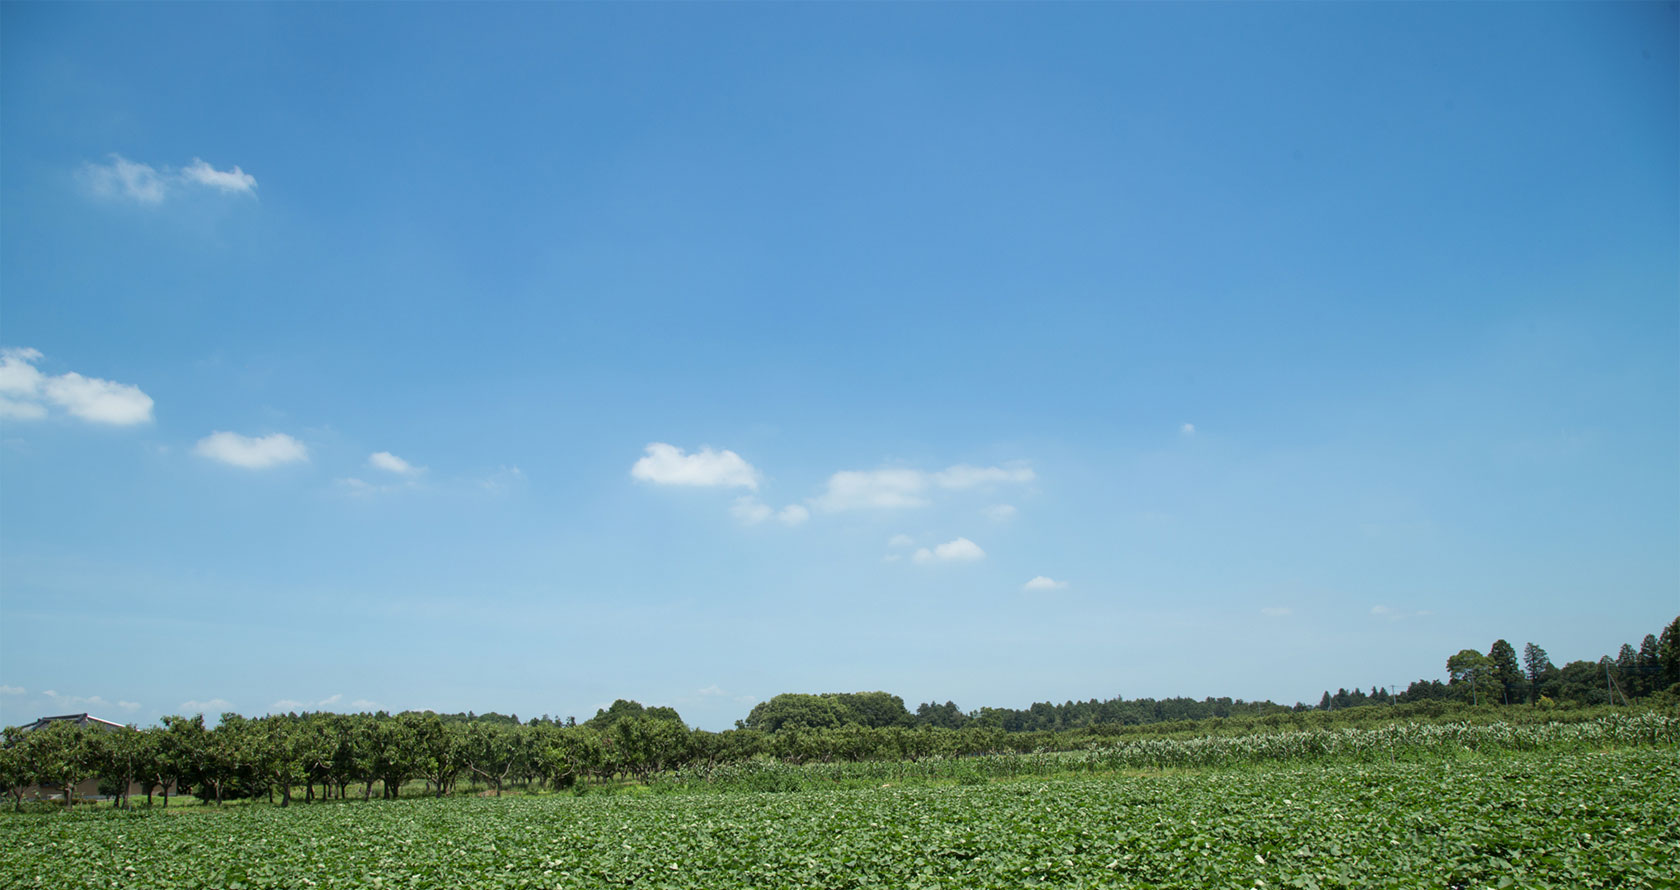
[478,614,1678,733]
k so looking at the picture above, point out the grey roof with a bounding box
[18,713,131,733]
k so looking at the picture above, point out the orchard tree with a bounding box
[1446,649,1494,705]
[24,720,91,806]
[0,727,31,810]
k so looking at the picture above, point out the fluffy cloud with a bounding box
[83,154,257,203]
[1022,576,1068,591]
[632,443,760,489]
[913,537,986,564]
[368,451,421,474]
[814,463,1034,511]
[195,431,308,468]
[776,504,810,525]
[0,347,154,424]
[181,158,258,194]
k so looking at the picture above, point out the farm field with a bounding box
[3,748,1676,890]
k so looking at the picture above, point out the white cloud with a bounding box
[181,158,258,194]
[350,699,380,711]
[983,504,1017,521]
[1181,423,1196,436]
[932,464,1035,489]
[368,451,421,475]
[815,463,1034,511]
[273,693,349,712]
[83,155,168,203]
[733,497,808,526]
[1261,607,1292,617]
[83,154,257,203]
[913,537,986,564]
[0,348,154,425]
[0,685,25,696]
[117,701,140,712]
[178,698,234,714]
[698,685,725,697]
[887,534,916,549]
[1023,575,1068,591]
[731,496,773,524]
[814,468,929,510]
[632,442,760,489]
[42,373,155,424]
[195,431,308,468]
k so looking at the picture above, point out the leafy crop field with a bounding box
[4,749,1676,889]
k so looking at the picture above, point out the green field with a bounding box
[4,747,1676,889]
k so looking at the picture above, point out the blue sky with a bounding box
[1,2,1675,730]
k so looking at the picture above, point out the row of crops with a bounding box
[3,747,1674,888]
[654,710,1680,791]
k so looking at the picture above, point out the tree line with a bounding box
[1315,615,1680,711]
[3,615,1674,809]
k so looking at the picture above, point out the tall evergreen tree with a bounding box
[1522,642,1553,703]
[1488,640,1522,705]
[1659,617,1680,690]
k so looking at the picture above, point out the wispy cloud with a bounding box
[1261,607,1292,617]
[983,504,1017,521]
[39,689,136,713]
[1370,604,1432,621]
[1181,423,1196,436]
[931,464,1035,489]
[83,154,257,203]
[0,685,25,695]
[194,431,308,469]
[813,468,928,510]
[479,465,526,493]
[1022,575,1067,591]
[914,537,986,564]
[0,347,154,425]
[632,443,760,489]
[887,534,916,549]
[732,496,809,526]
[814,463,1034,512]
[178,698,234,714]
